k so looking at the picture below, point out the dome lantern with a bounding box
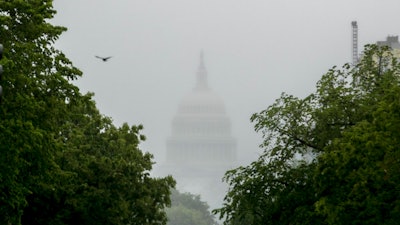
[195,50,209,90]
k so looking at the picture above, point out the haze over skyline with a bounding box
[52,0,400,167]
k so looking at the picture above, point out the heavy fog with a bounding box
[52,0,400,203]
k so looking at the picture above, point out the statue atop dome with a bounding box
[195,50,209,90]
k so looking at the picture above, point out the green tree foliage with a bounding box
[20,94,175,225]
[214,45,400,225]
[166,189,218,225]
[1,1,81,223]
[0,1,175,224]
[315,46,400,225]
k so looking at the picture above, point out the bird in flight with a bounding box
[95,56,112,62]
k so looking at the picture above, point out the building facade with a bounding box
[376,35,400,58]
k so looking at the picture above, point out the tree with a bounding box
[20,93,175,225]
[0,1,81,223]
[315,46,400,225]
[214,45,400,224]
[0,1,175,224]
[166,189,218,225]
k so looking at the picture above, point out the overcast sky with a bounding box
[52,0,400,167]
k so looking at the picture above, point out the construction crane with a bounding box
[351,21,359,65]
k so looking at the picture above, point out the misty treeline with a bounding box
[214,44,400,225]
[1,1,400,225]
[166,189,219,225]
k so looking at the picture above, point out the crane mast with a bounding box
[351,21,359,65]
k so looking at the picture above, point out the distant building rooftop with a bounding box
[376,36,400,49]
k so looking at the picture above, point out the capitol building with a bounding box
[163,52,237,209]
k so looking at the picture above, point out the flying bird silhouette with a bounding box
[95,56,112,62]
